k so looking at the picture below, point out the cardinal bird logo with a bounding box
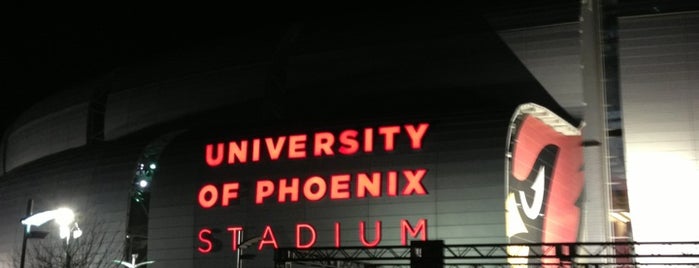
[505,103,584,267]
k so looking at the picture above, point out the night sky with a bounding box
[3,1,288,134]
[1,1,585,136]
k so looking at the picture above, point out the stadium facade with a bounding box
[1,1,698,267]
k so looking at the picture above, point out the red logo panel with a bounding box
[506,107,583,266]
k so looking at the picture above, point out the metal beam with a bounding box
[275,241,699,267]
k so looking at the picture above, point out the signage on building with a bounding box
[505,103,584,266]
[196,123,431,253]
[193,103,584,261]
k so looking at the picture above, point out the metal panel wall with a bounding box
[0,140,142,267]
[5,104,88,171]
[149,112,512,267]
[104,65,269,140]
[619,11,699,245]
[498,23,585,119]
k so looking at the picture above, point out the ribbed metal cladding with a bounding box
[0,138,146,266]
[497,23,585,119]
[619,11,699,244]
[144,6,575,267]
[480,0,580,30]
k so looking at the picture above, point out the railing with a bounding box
[275,241,699,267]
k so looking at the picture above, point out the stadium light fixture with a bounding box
[20,202,82,268]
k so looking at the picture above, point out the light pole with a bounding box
[19,199,81,268]
[113,253,155,268]
[19,199,35,268]
[62,222,82,268]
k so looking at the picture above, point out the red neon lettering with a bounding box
[387,171,398,196]
[363,128,373,153]
[404,123,429,149]
[402,169,427,195]
[205,122,430,167]
[278,178,300,203]
[338,130,359,155]
[252,138,261,162]
[357,172,381,198]
[330,174,350,199]
[400,219,427,245]
[296,223,317,249]
[205,143,225,167]
[198,228,213,253]
[303,176,327,201]
[314,132,334,157]
[249,168,429,204]
[334,222,341,248]
[256,180,275,204]
[228,140,248,164]
[258,226,279,250]
[198,184,218,208]
[288,134,307,159]
[222,183,239,206]
[359,221,382,247]
[227,226,243,251]
[265,137,286,160]
[378,126,400,151]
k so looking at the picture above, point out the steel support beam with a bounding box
[275,242,699,267]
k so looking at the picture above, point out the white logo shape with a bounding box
[518,167,545,220]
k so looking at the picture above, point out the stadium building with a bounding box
[1,1,698,267]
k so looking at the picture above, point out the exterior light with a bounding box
[20,207,79,242]
[20,203,82,268]
[149,163,156,170]
[610,211,631,223]
[72,223,83,239]
[21,207,75,228]
[54,208,75,226]
[138,180,148,188]
[54,208,76,240]
[21,210,60,227]
[114,253,155,268]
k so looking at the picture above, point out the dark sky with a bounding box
[1,1,588,136]
[2,1,292,134]
[3,0,696,137]
[0,3,448,131]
